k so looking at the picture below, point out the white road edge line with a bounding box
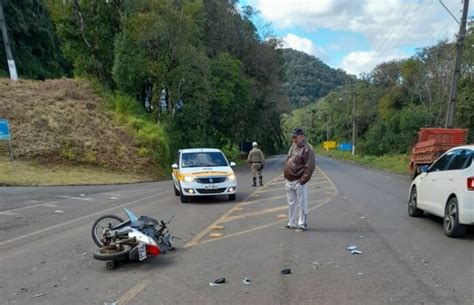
[0,190,171,248]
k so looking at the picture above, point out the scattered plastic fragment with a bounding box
[53,210,64,214]
[292,255,298,258]
[209,278,226,286]
[360,216,366,219]
[80,194,85,197]
[110,197,117,200]
[312,261,319,265]
[351,250,363,255]
[357,272,364,276]
[20,288,28,293]
[346,245,358,251]
[242,278,251,286]
[281,268,292,275]
[359,235,365,239]
[32,293,46,299]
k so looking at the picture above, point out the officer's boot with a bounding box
[259,176,263,186]
[252,178,257,187]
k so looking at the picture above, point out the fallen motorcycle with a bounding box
[91,208,174,270]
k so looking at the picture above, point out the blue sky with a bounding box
[239,0,472,75]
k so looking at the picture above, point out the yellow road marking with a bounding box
[116,280,150,305]
[209,233,223,238]
[210,225,225,230]
[183,174,283,248]
[184,166,338,248]
[195,197,334,247]
[222,205,288,222]
[239,194,287,206]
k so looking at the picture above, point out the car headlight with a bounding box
[183,176,194,182]
[227,174,236,181]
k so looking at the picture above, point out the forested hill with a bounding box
[281,48,355,108]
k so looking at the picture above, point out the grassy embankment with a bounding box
[315,147,410,175]
[0,156,146,186]
[0,78,169,185]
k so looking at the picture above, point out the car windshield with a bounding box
[181,152,228,168]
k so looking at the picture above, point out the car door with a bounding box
[444,149,473,213]
[418,151,455,215]
[172,152,181,188]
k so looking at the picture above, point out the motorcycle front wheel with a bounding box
[93,244,132,261]
[91,214,124,247]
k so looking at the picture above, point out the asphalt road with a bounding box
[0,156,473,305]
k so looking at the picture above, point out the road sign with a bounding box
[338,143,353,152]
[323,141,336,150]
[0,119,10,140]
[0,119,14,162]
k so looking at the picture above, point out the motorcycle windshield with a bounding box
[123,208,140,226]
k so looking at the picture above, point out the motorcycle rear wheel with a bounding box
[93,244,132,261]
[91,214,124,247]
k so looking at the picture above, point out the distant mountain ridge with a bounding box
[281,48,355,107]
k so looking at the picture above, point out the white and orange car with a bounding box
[171,148,237,203]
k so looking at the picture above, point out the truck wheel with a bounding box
[410,164,418,180]
[443,197,466,238]
[408,187,423,217]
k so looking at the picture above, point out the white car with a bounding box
[408,145,474,237]
[171,148,237,203]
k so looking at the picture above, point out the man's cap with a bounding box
[291,128,304,136]
[252,142,258,147]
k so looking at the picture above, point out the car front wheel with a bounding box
[408,187,423,217]
[173,183,180,196]
[179,184,190,203]
[443,197,466,238]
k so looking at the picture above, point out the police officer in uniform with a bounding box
[247,142,265,187]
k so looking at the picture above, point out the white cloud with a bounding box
[340,49,407,75]
[280,33,327,60]
[251,0,463,47]
[250,0,467,73]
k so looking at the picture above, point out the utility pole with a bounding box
[352,94,356,156]
[0,0,18,80]
[445,0,469,128]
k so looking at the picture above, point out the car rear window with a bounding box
[181,152,228,168]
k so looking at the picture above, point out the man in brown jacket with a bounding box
[283,128,315,231]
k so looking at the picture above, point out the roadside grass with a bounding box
[315,147,410,175]
[103,93,171,177]
[0,157,151,186]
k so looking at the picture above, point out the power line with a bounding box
[367,0,433,71]
[377,0,435,63]
[366,0,414,67]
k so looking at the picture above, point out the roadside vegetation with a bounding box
[284,23,473,174]
[0,1,472,183]
[0,157,149,186]
[315,148,410,175]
